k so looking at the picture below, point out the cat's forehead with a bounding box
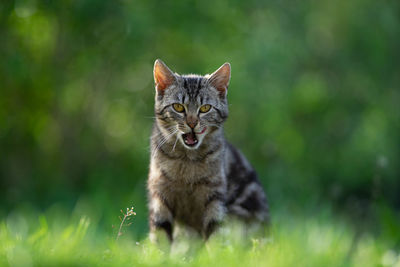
[174,74,219,103]
[177,75,206,97]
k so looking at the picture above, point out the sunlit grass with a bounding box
[1,208,397,267]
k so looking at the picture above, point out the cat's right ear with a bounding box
[153,59,176,95]
[208,62,231,98]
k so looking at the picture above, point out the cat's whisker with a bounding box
[172,134,179,152]
[150,126,175,139]
[144,116,158,120]
[152,132,176,160]
[148,126,176,150]
[151,129,178,162]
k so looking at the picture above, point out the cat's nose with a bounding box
[186,117,198,129]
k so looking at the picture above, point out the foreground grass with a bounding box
[0,208,398,267]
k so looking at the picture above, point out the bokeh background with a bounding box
[1,0,399,241]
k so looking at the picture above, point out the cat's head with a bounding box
[153,59,230,150]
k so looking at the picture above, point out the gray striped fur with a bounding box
[148,59,269,242]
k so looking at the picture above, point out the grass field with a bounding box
[1,204,398,267]
[1,0,399,266]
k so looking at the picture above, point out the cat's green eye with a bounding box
[173,103,185,113]
[199,104,211,113]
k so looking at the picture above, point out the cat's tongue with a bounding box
[182,132,198,146]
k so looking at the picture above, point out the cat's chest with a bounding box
[155,158,225,200]
[158,151,222,181]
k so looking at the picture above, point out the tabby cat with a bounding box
[148,59,269,242]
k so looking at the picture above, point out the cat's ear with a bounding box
[208,63,231,97]
[153,59,176,94]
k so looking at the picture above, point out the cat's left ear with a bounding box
[208,63,231,97]
[153,59,176,95]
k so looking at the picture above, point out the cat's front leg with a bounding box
[149,193,174,244]
[202,190,226,240]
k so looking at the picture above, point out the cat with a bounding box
[147,59,269,242]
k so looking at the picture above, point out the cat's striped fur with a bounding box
[148,60,269,242]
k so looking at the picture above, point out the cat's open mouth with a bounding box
[182,132,198,147]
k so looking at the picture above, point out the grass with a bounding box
[1,204,398,267]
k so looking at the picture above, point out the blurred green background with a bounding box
[1,0,399,241]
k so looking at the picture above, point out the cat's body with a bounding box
[148,60,269,242]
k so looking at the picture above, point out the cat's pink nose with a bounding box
[187,119,198,129]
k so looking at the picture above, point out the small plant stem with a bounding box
[116,214,127,241]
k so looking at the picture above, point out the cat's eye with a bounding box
[199,104,211,113]
[173,103,185,113]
